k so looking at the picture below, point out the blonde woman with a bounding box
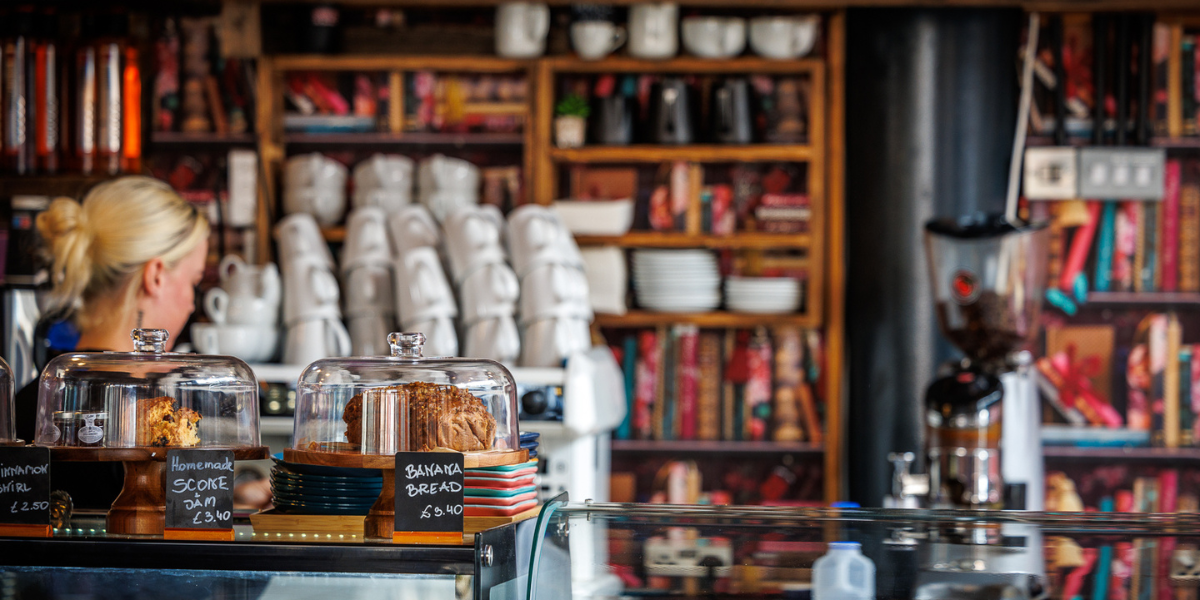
[15,176,209,507]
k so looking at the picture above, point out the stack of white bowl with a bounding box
[386,205,459,358]
[443,205,520,365]
[283,153,348,227]
[340,207,396,356]
[352,153,413,213]
[725,276,802,314]
[633,250,721,312]
[275,214,352,365]
[193,256,281,363]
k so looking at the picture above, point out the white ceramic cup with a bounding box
[443,205,509,283]
[628,3,678,59]
[495,2,550,58]
[342,264,395,318]
[464,316,521,365]
[218,256,282,307]
[392,247,458,324]
[459,262,520,325]
[205,288,280,327]
[749,16,818,59]
[340,207,392,273]
[347,313,396,357]
[281,256,343,325]
[353,153,414,212]
[507,205,586,277]
[400,316,459,358]
[571,21,626,61]
[275,213,335,268]
[681,17,746,58]
[519,316,591,368]
[192,322,279,363]
[283,317,352,365]
[386,205,442,256]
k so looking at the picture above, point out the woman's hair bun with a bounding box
[36,197,95,315]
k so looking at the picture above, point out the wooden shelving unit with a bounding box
[1043,446,1200,462]
[530,16,846,504]
[284,132,525,147]
[1085,291,1200,306]
[149,132,258,146]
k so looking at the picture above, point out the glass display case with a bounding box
[527,499,1200,600]
[291,332,520,456]
[0,354,18,445]
[31,329,267,535]
[34,329,261,449]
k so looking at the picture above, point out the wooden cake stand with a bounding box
[52,446,269,536]
[283,446,529,540]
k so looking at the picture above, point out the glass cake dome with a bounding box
[33,329,261,448]
[292,332,520,455]
[0,354,18,445]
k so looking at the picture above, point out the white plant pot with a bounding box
[555,115,587,149]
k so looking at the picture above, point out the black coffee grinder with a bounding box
[922,215,1049,510]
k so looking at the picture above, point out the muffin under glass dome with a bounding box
[292,332,520,456]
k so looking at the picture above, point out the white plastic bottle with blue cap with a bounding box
[812,541,875,600]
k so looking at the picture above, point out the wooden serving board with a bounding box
[283,447,528,470]
[463,506,541,535]
[51,446,269,462]
[250,510,476,545]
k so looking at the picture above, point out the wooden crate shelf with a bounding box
[595,310,815,329]
[549,144,813,163]
[575,232,811,249]
[611,440,823,455]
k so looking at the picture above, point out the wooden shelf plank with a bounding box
[321,227,346,242]
[1085,291,1200,307]
[611,440,823,455]
[284,132,525,146]
[273,55,529,72]
[575,232,811,249]
[1043,446,1200,461]
[150,132,258,145]
[549,144,813,163]
[545,56,824,74]
[595,310,815,329]
[1026,135,1200,149]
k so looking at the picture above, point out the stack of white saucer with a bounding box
[725,276,802,314]
[632,250,721,312]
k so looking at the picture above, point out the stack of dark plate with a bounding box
[270,454,383,515]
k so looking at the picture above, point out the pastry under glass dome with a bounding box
[292,332,520,456]
[33,329,261,449]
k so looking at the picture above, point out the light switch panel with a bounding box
[1024,147,1079,200]
[1078,147,1166,200]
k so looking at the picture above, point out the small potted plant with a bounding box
[555,94,590,148]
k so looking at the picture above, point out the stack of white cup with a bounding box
[507,205,593,367]
[284,153,349,227]
[193,255,282,363]
[387,205,459,357]
[340,207,396,356]
[417,154,481,223]
[353,154,414,213]
[443,205,521,364]
[275,213,352,365]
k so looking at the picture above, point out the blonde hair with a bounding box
[36,176,209,330]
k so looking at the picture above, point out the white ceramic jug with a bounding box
[495,3,550,58]
[628,3,678,59]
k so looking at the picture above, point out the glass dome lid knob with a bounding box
[132,328,170,353]
[388,332,425,359]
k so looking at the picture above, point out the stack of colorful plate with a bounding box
[270,454,383,515]
[465,460,539,517]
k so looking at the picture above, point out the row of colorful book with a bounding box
[1033,158,1200,299]
[1041,314,1200,449]
[1045,468,1195,600]
[609,326,825,444]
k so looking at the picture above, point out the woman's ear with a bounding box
[141,257,168,299]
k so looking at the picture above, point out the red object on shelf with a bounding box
[1060,202,1102,292]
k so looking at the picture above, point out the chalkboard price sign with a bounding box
[0,446,51,526]
[165,449,235,531]
[394,452,464,536]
